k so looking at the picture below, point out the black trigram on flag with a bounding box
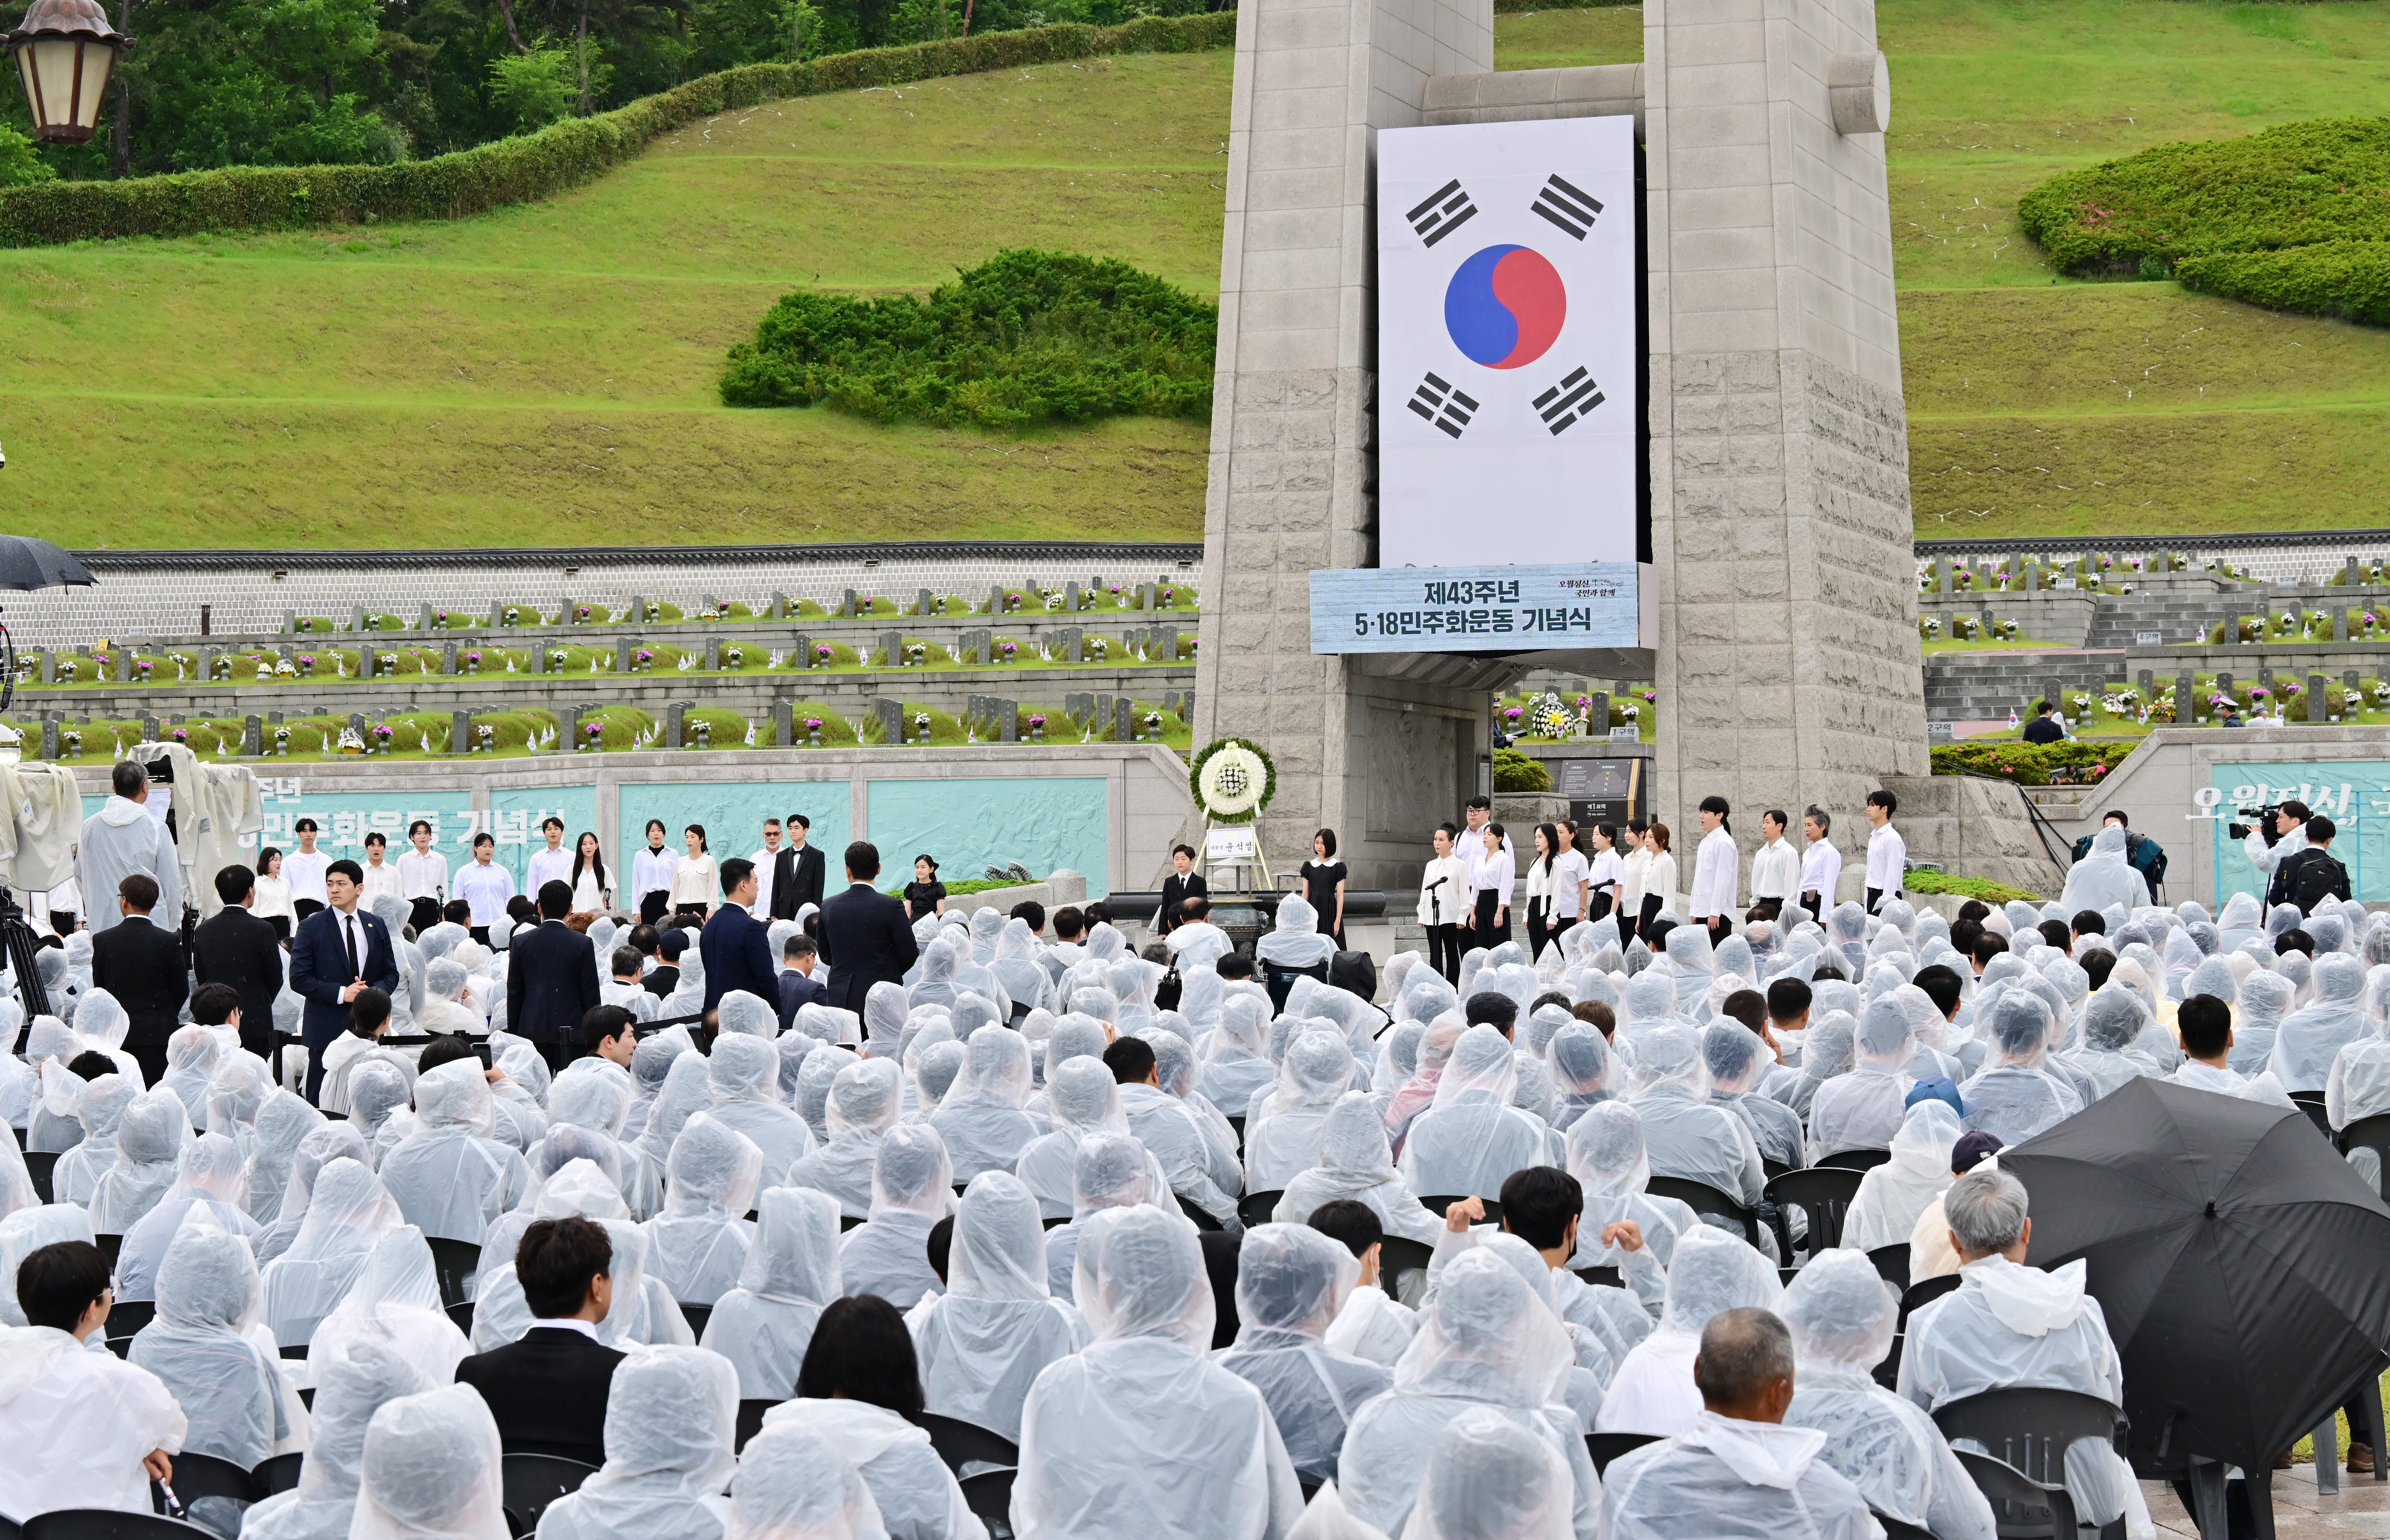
[1405,179,1478,247]
[1529,174,1603,241]
[1533,367,1604,435]
[1408,373,1480,439]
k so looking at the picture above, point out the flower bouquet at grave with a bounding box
[1997,620,2021,641]
[912,712,932,743]
[1089,638,1109,660]
[1529,693,1575,739]
[337,726,365,756]
[133,658,154,681]
[1028,713,1048,742]
[434,611,451,629]
[582,722,602,752]
[813,644,834,669]
[1141,710,1163,741]
[170,726,187,745]
[1158,587,1177,609]
[725,646,747,669]
[1921,618,1942,639]
[477,724,496,752]
[804,715,824,746]
[1953,618,1979,640]
[57,658,78,683]
[903,643,925,666]
[998,640,1019,663]
[691,719,713,749]
[634,649,655,672]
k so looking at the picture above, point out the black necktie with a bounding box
[344,914,361,979]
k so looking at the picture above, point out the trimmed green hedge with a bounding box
[1904,870,2044,904]
[2177,240,2390,326]
[2018,118,2390,276]
[0,12,1237,249]
[1930,740,2133,786]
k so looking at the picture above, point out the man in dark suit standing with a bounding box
[507,881,602,1073]
[700,858,778,1024]
[816,841,919,1013]
[289,859,401,1104]
[192,864,286,1062]
[91,873,190,1087]
[453,1216,624,1467]
[769,813,829,922]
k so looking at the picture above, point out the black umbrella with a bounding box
[2003,1077,2390,1474]
[0,535,94,591]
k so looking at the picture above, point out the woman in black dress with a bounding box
[1299,828,1348,949]
[903,854,947,921]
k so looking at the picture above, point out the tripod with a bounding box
[2,881,47,1051]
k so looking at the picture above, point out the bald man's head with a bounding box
[1694,1307,1796,1423]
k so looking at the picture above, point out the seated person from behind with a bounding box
[1897,1166,2147,1538]
[583,1003,637,1069]
[452,1215,625,1468]
[1601,1307,1879,1540]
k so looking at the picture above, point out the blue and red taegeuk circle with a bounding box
[1443,244,1567,369]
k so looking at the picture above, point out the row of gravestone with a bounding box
[278,578,1188,636]
[1922,554,2212,593]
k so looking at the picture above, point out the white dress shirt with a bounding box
[1459,821,1513,885]
[1473,845,1515,902]
[252,874,295,924]
[526,845,574,898]
[632,845,679,903]
[749,847,781,916]
[1588,848,1624,906]
[455,860,516,926]
[360,860,402,907]
[1551,848,1592,919]
[1417,855,1471,927]
[571,866,609,913]
[1620,846,1652,913]
[1799,837,1845,908]
[398,848,448,901]
[1688,826,1739,920]
[670,854,719,908]
[1748,836,1800,906]
[1865,822,1908,905]
[283,849,329,908]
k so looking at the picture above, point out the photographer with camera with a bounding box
[2228,800,2312,908]
[2274,815,2353,916]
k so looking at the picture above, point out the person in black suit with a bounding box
[643,927,684,1000]
[507,881,603,1074]
[288,859,402,1105]
[1157,843,1208,935]
[453,1216,624,1468]
[192,864,286,1061]
[769,812,829,922]
[816,842,920,1013]
[775,932,826,1031]
[699,858,778,1024]
[90,872,189,1088]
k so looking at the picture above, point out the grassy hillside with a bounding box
[0,51,1232,548]
[1,0,2384,546]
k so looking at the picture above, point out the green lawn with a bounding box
[2,0,2385,546]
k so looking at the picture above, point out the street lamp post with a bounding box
[5,0,131,144]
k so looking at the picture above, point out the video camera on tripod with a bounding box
[2227,804,2286,845]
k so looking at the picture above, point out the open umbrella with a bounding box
[2004,1077,2390,1475]
[0,535,93,591]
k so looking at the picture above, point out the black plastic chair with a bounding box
[1646,1176,1760,1248]
[499,1453,598,1538]
[841,1213,866,1232]
[1933,1386,2126,1527]
[2291,1090,2334,1138]
[735,1399,780,1454]
[23,1150,58,1205]
[1225,1116,1245,1156]
[1816,1148,1892,1172]
[1177,1193,1223,1232]
[447,1300,475,1336]
[24,1512,220,1540]
[1262,961,1329,1014]
[1573,1265,1623,1289]
[1298,1474,1324,1504]
[1763,1166,1865,1260]
[426,1238,482,1309]
[2339,1114,2390,1201]
[279,1344,309,1360]
[1379,1236,1435,1305]
[1867,1243,1911,1291]
[680,1303,713,1338]
[1898,1271,1961,1327]
[919,1411,1022,1475]
[252,1453,304,1496]
[1238,1190,1285,1229]
[1585,1431,1660,1476]
[1953,1447,2079,1539]
[1871,1510,1935,1540]
[1041,1214,1070,1231]
[1873,1332,1901,1392]
[1417,1195,1503,1227]
[957,1468,1017,1540]
[94,1234,124,1272]
[152,1450,258,1512]
[107,1298,156,1342]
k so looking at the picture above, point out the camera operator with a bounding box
[2238,800,2312,907]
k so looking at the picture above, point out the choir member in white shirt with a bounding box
[1864,790,1906,913]
[1550,821,1592,949]
[251,848,297,941]
[398,818,449,933]
[1585,823,1626,925]
[359,832,404,908]
[568,831,612,914]
[283,821,330,918]
[1746,811,1801,924]
[1469,823,1515,946]
[1798,808,1843,926]
[525,816,574,896]
[669,825,718,920]
[455,831,517,944]
[1459,796,1512,887]
[1619,819,1654,942]
[631,818,679,926]
[1688,797,1740,944]
[1637,823,1679,937]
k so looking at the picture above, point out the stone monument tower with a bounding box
[1191,0,1929,893]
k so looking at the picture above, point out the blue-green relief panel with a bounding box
[866,777,1108,898]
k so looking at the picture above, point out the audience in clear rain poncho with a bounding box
[14,855,2381,1540]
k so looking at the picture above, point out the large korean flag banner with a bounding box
[1377,115,1637,568]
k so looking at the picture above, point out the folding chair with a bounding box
[1645,1176,1760,1248]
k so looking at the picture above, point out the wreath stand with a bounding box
[1200,817,1275,897]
